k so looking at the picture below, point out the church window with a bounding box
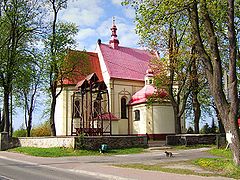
[134,110,140,121]
[121,97,127,119]
[149,79,153,84]
[93,101,100,118]
[74,100,80,118]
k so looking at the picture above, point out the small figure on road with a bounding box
[165,151,173,157]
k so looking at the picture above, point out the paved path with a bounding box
[0,148,233,180]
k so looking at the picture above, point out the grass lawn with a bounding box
[116,147,240,179]
[8,147,145,157]
[194,148,240,179]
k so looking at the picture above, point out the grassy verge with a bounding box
[8,147,145,157]
[116,147,240,179]
[171,144,214,150]
[116,162,214,177]
[194,148,240,179]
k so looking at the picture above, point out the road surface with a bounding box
[0,157,102,180]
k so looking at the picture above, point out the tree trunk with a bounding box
[27,109,33,137]
[168,24,182,134]
[50,81,57,136]
[215,107,225,134]
[0,107,5,132]
[3,90,10,134]
[226,0,240,166]
[189,0,240,165]
[191,55,201,134]
[193,93,200,134]
[172,103,181,134]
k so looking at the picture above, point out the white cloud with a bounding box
[76,28,97,41]
[59,0,104,27]
[111,0,123,6]
[97,17,139,48]
[123,8,135,19]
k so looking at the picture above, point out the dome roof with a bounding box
[128,84,168,105]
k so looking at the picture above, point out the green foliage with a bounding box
[194,157,240,179]
[75,133,86,149]
[200,123,212,134]
[31,121,51,137]
[186,126,194,134]
[208,148,232,159]
[200,121,218,134]
[13,127,27,137]
[0,0,42,133]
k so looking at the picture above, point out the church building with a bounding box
[55,20,180,140]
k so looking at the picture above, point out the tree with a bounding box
[0,0,41,134]
[124,0,240,165]
[188,0,240,165]
[15,53,45,137]
[44,0,79,136]
[123,1,196,134]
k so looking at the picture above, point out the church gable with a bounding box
[62,50,103,86]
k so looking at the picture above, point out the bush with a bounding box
[13,128,27,137]
[200,123,212,134]
[31,121,51,137]
[186,126,194,134]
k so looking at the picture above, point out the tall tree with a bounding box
[15,53,45,137]
[123,1,194,134]
[124,0,240,165]
[45,0,78,136]
[0,0,41,134]
[188,0,240,165]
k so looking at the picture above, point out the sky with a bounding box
[13,0,140,130]
[58,0,139,51]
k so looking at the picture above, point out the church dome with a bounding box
[128,84,168,105]
[146,68,153,76]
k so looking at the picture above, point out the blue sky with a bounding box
[59,0,139,51]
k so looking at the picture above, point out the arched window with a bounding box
[121,97,127,119]
[134,110,140,121]
[74,100,80,118]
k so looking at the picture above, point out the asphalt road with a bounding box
[0,157,102,180]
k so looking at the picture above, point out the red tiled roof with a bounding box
[63,51,103,85]
[99,43,154,81]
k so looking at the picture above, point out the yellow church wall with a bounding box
[152,104,175,133]
[129,102,176,136]
[109,78,144,134]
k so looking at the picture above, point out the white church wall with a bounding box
[55,86,75,136]
[152,104,175,134]
[55,87,65,136]
[96,44,111,88]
